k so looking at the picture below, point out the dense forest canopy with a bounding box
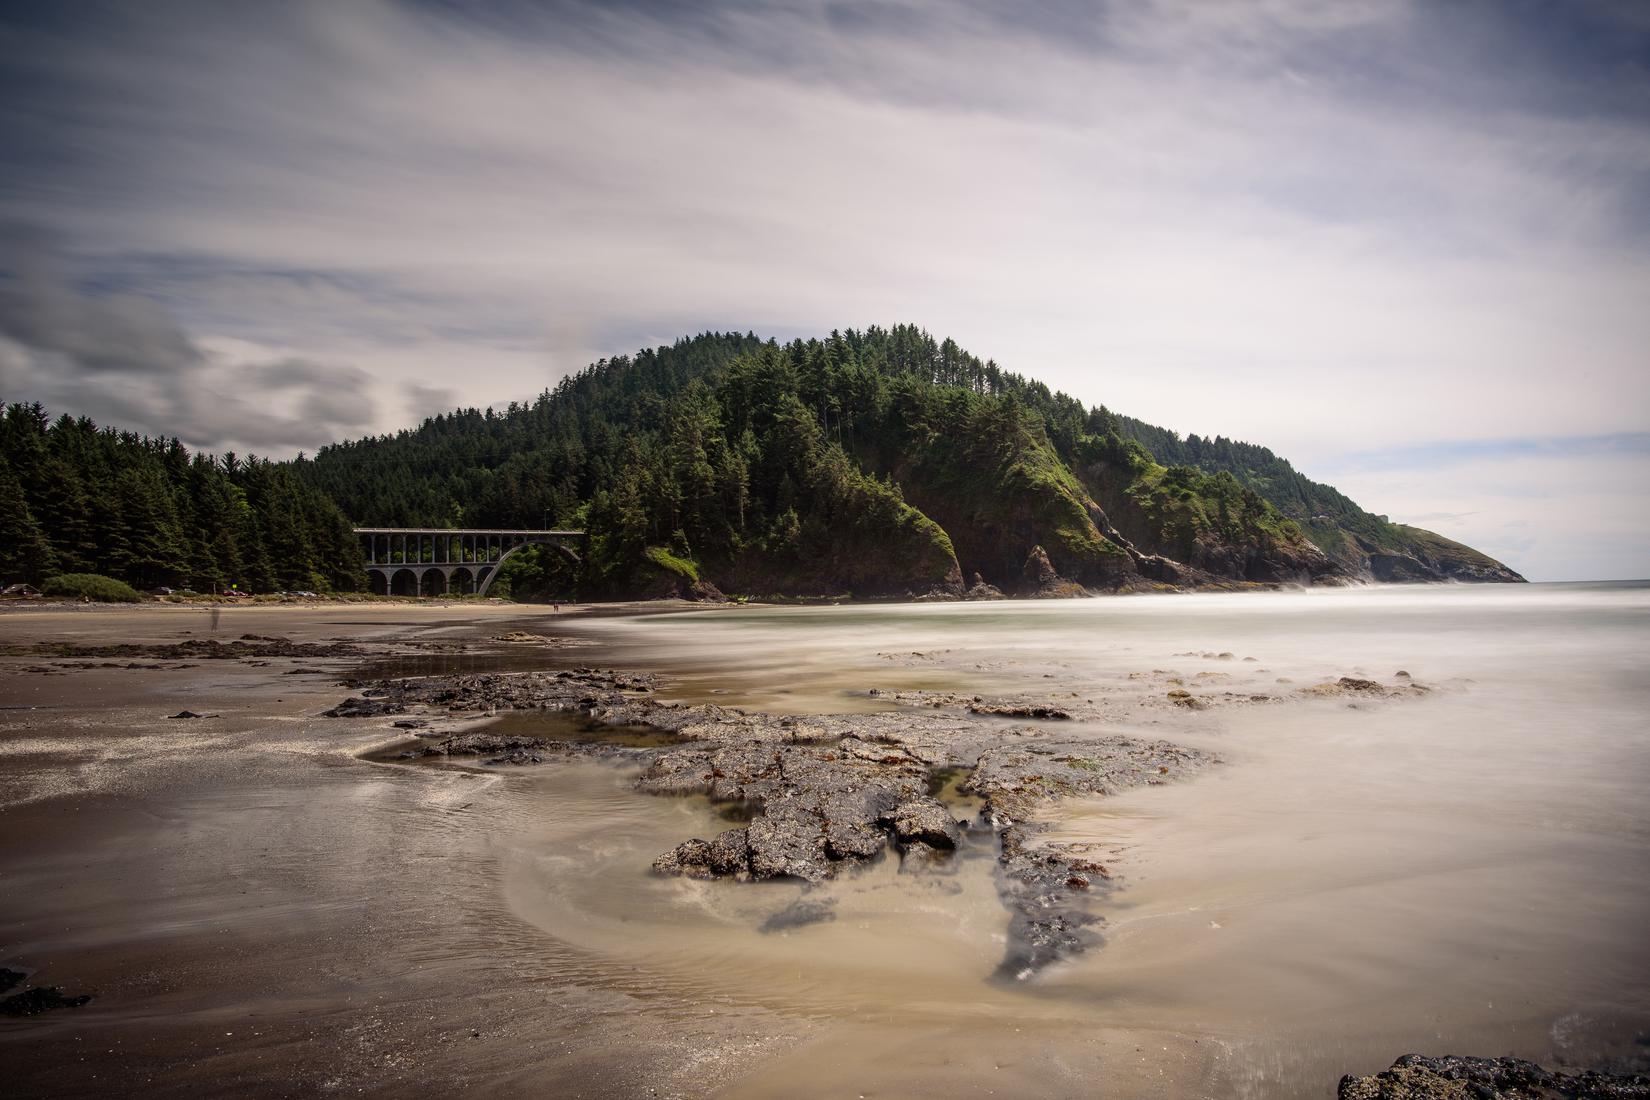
[300,326,1215,524]
[298,324,1499,596]
[0,402,363,592]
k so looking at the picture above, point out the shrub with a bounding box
[41,573,143,603]
[644,546,700,582]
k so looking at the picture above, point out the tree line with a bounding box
[0,402,364,592]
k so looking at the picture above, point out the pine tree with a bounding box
[0,461,54,584]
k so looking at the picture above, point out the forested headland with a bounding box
[296,325,1521,599]
[0,325,1522,599]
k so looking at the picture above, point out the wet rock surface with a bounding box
[0,985,93,1017]
[325,668,658,720]
[328,657,1420,978]
[325,696,406,718]
[1337,1054,1650,1099]
[968,737,1203,978]
[15,635,367,662]
[331,666,1226,977]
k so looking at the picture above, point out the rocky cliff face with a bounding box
[1357,526,1525,583]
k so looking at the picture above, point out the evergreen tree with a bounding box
[0,461,54,584]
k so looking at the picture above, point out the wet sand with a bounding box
[3,591,1648,1098]
[0,603,817,1097]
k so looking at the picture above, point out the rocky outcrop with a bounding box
[331,669,1234,977]
[642,738,935,883]
[1020,545,1088,598]
[963,572,1006,600]
[1326,524,1525,584]
[1338,1054,1650,1099]
[966,736,1206,978]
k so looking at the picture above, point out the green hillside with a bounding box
[295,325,1522,598]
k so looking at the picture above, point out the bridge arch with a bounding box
[355,527,587,599]
[473,539,584,598]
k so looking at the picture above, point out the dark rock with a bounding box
[483,749,543,766]
[822,790,892,861]
[392,719,430,729]
[707,828,752,876]
[424,732,553,761]
[1337,1054,1650,1099]
[896,840,954,872]
[1023,545,1059,587]
[636,751,718,795]
[652,838,716,879]
[746,797,830,882]
[0,968,23,993]
[1019,545,1089,597]
[965,572,1007,600]
[323,696,405,718]
[888,798,961,850]
[0,987,92,1016]
[1338,677,1385,692]
[967,702,1070,720]
[685,579,728,603]
[167,710,216,719]
[32,638,364,662]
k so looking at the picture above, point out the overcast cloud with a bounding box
[1,0,1647,577]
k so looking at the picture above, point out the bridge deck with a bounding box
[352,528,584,536]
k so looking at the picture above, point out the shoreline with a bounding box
[2,595,1645,1097]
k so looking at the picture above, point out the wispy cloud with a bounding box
[0,233,379,453]
[0,0,1647,574]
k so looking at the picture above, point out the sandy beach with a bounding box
[3,591,1648,1098]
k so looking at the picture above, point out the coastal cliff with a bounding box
[294,326,1523,599]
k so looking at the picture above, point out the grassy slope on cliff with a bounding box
[1069,431,1327,580]
[859,382,1130,587]
[1112,416,1522,580]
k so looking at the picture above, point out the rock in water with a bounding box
[707,828,752,876]
[746,797,831,882]
[323,696,405,718]
[652,838,716,879]
[1337,1054,1650,1099]
[887,798,961,850]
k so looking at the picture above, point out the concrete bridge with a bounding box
[356,528,584,597]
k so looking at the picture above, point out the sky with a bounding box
[0,0,1647,581]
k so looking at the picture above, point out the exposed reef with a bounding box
[333,659,1425,978]
[333,667,1220,977]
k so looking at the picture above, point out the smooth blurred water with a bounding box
[504,582,1650,1096]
